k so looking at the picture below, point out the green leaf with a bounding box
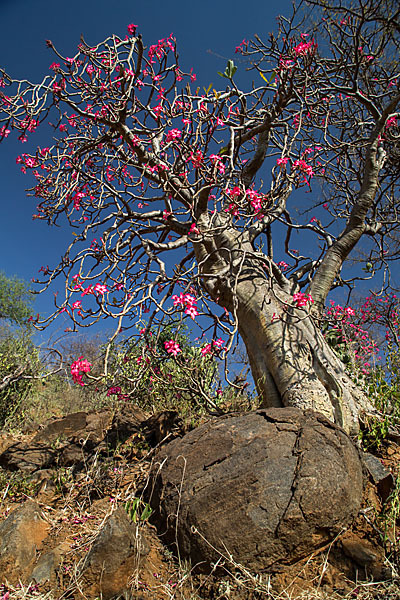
[140,503,153,521]
[259,70,277,86]
[218,60,237,80]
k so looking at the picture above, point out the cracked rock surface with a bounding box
[148,407,363,572]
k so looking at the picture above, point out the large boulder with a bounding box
[148,408,364,572]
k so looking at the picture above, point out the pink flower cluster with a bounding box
[292,39,315,57]
[385,116,398,129]
[235,39,248,54]
[127,23,137,36]
[277,261,289,271]
[189,151,204,168]
[209,154,226,175]
[71,357,92,386]
[189,223,200,236]
[148,34,175,63]
[165,128,182,143]
[200,338,225,356]
[107,386,122,396]
[325,301,379,374]
[201,343,212,356]
[0,125,10,138]
[293,292,314,308]
[293,159,314,178]
[224,186,267,219]
[277,157,290,166]
[359,295,399,346]
[164,340,181,356]
[172,293,198,319]
[246,189,264,212]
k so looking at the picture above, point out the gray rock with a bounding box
[149,408,363,572]
[342,536,378,567]
[362,452,394,503]
[79,506,151,600]
[30,551,58,583]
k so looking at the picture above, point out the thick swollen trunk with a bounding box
[236,291,372,435]
[194,229,373,435]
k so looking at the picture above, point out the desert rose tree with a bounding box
[1,0,399,433]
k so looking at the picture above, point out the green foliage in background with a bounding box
[0,328,42,426]
[358,345,400,450]
[0,271,33,326]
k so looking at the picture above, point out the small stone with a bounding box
[342,535,377,566]
[362,452,394,502]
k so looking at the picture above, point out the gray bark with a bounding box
[193,220,373,435]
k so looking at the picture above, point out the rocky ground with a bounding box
[0,403,399,600]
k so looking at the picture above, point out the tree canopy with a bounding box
[0,271,33,327]
[0,0,399,432]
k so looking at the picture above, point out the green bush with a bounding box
[103,323,226,420]
[0,327,42,426]
[0,271,33,326]
[358,345,400,450]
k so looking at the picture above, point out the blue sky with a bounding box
[0,0,292,326]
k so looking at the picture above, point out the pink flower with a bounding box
[225,203,239,216]
[189,151,203,168]
[277,157,289,166]
[385,116,398,128]
[293,159,314,178]
[107,386,121,396]
[235,39,248,54]
[293,292,314,308]
[165,128,182,143]
[277,261,289,271]
[81,285,94,297]
[72,301,82,310]
[127,23,137,35]
[164,340,181,356]
[94,283,108,295]
[152,104,164,118]
[189,223,200,235]
[173,293,196,307]
[185,305,198,319]
[246,189,263,212]
[201,343,212,356]
[227,186,242,199]
[0,126,10,138]
[71,357,92,386]
[293,38,315,56]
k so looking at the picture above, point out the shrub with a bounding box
[0,326,42,426]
